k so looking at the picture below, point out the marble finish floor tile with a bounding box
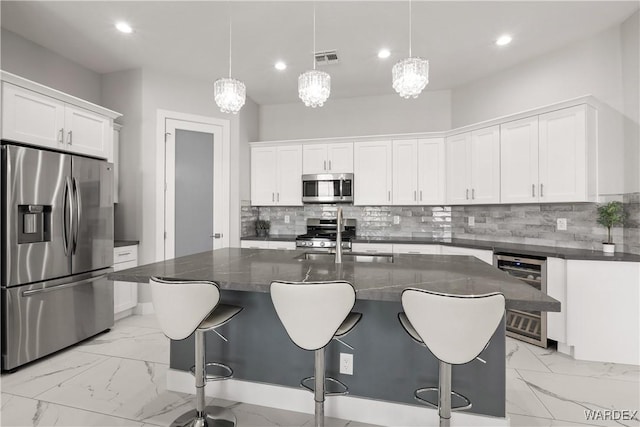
[517,369,640,426]
[75,325,169,364]
[509,413,598,426]
[0,350,109,398]
[506,338,552,373]
[36,357,192,424]
[1,393,144,426]
[506,368,554,419]
[526,344,640,383]
[115,314,162,330]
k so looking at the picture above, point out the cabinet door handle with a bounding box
[466,189,469,200]
[388,190,391,202]
[414,190,417,201]
[324,160,327,171]
[117,252,132,257]
[272,193,275,202]
[58,128,64,143]
[540,183,544,197]
[420,190,423,201]
[532,184,536,197]
[328,160,332,170]
[277,192,280,202]
[472,188,475,200]
[67,130,73,144]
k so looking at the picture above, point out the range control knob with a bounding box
[320,241,325,247]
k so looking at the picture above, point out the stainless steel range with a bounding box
[296,218,356,250]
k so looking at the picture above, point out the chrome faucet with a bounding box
[335,207,343,264]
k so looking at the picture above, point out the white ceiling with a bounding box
[1,1,638,105]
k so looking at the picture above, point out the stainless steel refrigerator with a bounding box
[1,143,114,371]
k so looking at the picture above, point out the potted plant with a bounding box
[255,219,270,237]
[596,201,625,253]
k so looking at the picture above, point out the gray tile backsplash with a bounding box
[242,192,640,255]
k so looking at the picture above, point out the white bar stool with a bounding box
[150,277,243,427]
[270,280,362,427]
[399,289,505,427]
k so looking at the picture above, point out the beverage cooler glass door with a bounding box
[1,145,72,287]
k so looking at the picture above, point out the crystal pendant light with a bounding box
[392,0,429,99]
[298,4,330,108]
[214,8,246,114]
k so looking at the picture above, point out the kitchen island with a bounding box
[110,248,560,426]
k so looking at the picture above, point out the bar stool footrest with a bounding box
[414,387,472,412]
[300,376,349,396]
[190,362,234,382]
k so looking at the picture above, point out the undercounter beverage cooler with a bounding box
[494,253,548,348]
[1,143,114,371]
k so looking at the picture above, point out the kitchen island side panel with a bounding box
[169,289,506,418]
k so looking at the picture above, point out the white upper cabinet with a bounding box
[251,145,302,206]
[446,133,472,205]
[2,83,66,151]
[393,138,445,205]
[1,80,117,160]
[446,127,500,205]
[501,117,540,203]
[354,140,392,205]
[501,105,595,204]
[302,142,353,174]
[417,138,445,205]
[392,139,418,205]
[470,126,501,204]
[539,105,593,202]
[64,105,111,159]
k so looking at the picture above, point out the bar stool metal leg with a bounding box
[314,348,325,427]
[171,330,237,427]
[438,361,452,427]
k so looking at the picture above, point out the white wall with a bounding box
[1,28,102,104]
[100,69,144,241]
[259,90,451,141]
[621,11,640,193]
[451,26,624,127]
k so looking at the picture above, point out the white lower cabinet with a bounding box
[351,243,394,253]
[440,246,493,264]
[545,257,567,343]
[240,240,296,250]
[113,245,139,319]
[565,260,640,365]
[393,244,441,255]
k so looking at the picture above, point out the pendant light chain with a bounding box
[312,3,316,70]
[409,0,412,57]
[228,4,232,77]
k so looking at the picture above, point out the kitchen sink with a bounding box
[297,252,394,263]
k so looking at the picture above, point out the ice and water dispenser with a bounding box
[17,204,51,244]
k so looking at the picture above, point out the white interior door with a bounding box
[165,118,225,259]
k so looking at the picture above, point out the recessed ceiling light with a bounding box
[275,61,287,71]
[115,21,133,34]
[378,48,391,59]
[496,35,512,46]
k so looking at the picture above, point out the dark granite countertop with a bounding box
[109,248,560,312]
[114,240,140,248]
[241,235,640,262]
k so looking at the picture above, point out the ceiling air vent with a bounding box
[315,50,339,65]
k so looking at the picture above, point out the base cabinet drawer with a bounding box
[351,243,394,253]
[393,244,441,255]
[240,240,296,250]
[113,245,138,317]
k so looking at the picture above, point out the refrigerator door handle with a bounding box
[22,276,102,297]
[64,177,75,256]
[72,177,81,255]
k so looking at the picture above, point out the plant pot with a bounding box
[256,229,269,237]
[602,243,615,254]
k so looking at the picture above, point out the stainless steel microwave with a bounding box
[302,173,353,203]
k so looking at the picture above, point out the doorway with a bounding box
[157,112,230,260]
